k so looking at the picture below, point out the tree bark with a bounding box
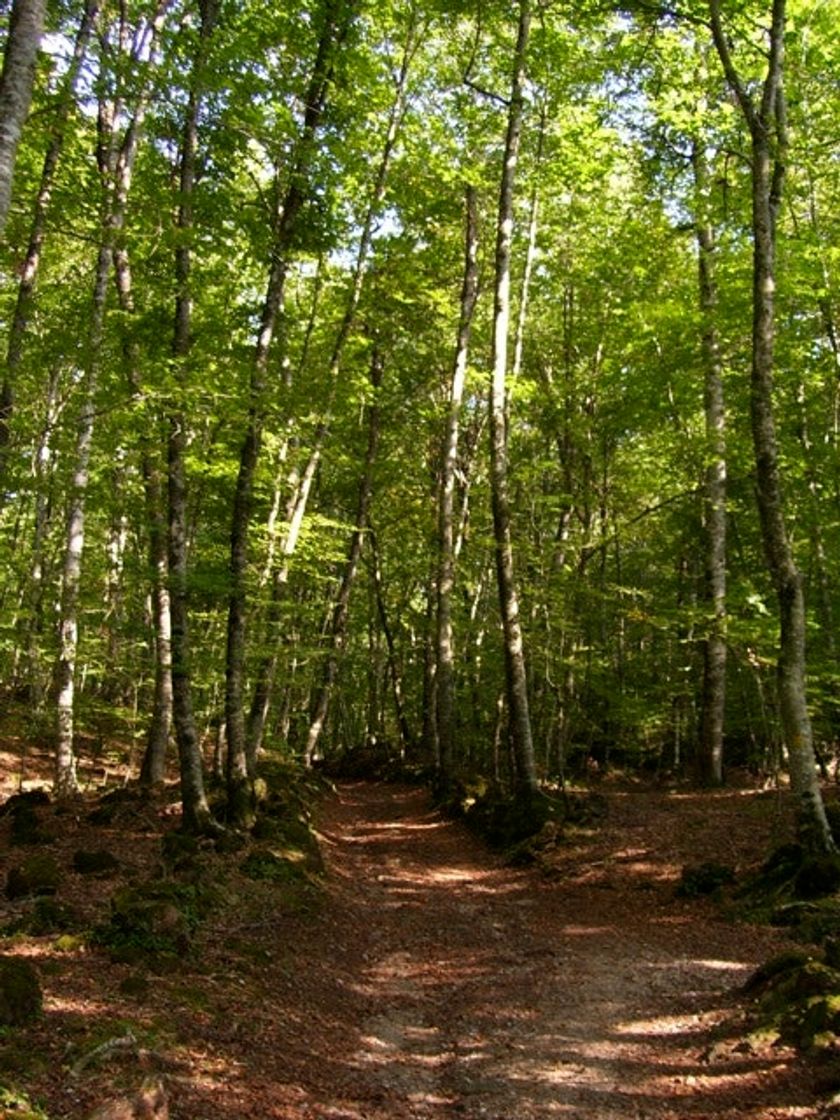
[693,140,726,787]
[0,0,98,497]
[710,0,834,851]
[436,185,479,782]
[53,0,168,799]
[224,0,350,824]
[370,528,414,755]
[0,0,46,233]
[488,0,538,797]
[303,349,383,766]
[243,14,416,771]
[167,0,217,832]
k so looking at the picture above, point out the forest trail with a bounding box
[256,781,817,1120]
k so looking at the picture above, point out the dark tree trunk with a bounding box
[167,0,217,832]
[488,0,538,797]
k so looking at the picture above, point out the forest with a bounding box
[0,0,839,842]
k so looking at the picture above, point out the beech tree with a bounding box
[709,0,835,850]
[0,0,45,233]
[0,0,837,834]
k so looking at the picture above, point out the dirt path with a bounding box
[258,781,819,1120]
[3,774,825,1119]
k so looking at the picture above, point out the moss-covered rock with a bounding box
[6,853,61,899]
[0,957,42,1026]
[94,882,203,960]
[118,973,151,999]
[676,862,736,899]
[0,790,50,818]
[744,948,814,993]
[160,830,199,867]
[27,897,80,935]
[10,806,53,847]
[770,899,840,944]
[73,849,121,876]
[462,785,566,850]
[794,855,840,900]
[241,847,301,883]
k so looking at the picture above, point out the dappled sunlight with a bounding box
[614,1012,716,1038]
[558,923,616,936]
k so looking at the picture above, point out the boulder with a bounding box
[6,853,60,899]
[0,957,42,1026]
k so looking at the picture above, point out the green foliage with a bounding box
[0,0,839,804]
[0,1085,51,1120]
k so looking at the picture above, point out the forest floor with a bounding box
[2,749,838,1119]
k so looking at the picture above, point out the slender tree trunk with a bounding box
[245,432,323,765]
[54,239,109,798]
[243,18,416,770]
[113,237,172,784]
[303,349,383,765]
[53,1,168,799]
[22,365,61,706]
[225,2,350,824]
[488,0,538,797]
[710,0,834,851]
[0,0,98,496]
[0,0,46,233]
[436,185,479,782]
[167,0,216,832]
[693,141,726,786]
[370,528,413,754]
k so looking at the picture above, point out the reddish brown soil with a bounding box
[1,766,833,1119]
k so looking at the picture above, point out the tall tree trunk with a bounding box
[436,185,479,782]
[488,0,538,797]
[710,0,834,851]
[0,0,46,233]
[693,140,726,786]
[0,0,98,496]
[225,0,350,824]
[113,230,172,785]
[303,349,383,766]
[243,14,416,771]
[53,0,168,799]
[167,0,217,832]
[21,365,61,707]
[370,528,413,754]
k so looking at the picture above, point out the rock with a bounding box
[118,973,151,1000]
[160,831,199,866]
[0,956,42,1026]
[6,852,61,899]
[793,855,840,900]
[744,948,814,992]
[0,790,50,818]
[676,862,736,898]
[27,896,80,934]
[10,805,53,846]
[73,849,121,876]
